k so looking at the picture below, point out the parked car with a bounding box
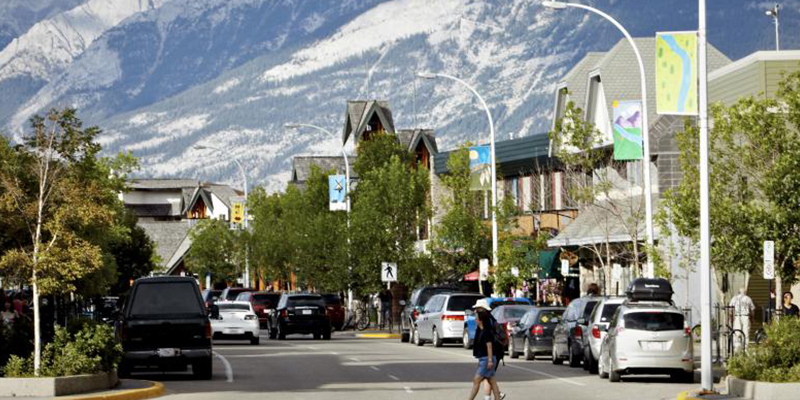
[116,276,212,379]
[219,287,255,302]
[552,295,601,367]
[583,297,625,374]
[270,293,331,340]
[201,289,222,311]
[462,297,532,349]
[599,278,692,382]
[400,286,459,343]
[236,291,281,329]
[321,294,345,331]
[211,301,260,345]
[506,306,563,360]
[492,304,534,352]
[414,293,485,347]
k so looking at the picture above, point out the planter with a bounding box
[0,370,118,397]
[727,376,800,400]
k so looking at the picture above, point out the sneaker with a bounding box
[498,393,506,400]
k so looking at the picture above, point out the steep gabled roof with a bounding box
[398,128,438,154]
[341,100,396,144]
[129,179,200,190]
[182,186,215,215]
[290,156,357,185]
[136,220,193,270]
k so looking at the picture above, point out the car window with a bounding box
[321,294,341,305]
[287,296,324,307]
[538,310,563,324]
[565,301,579,321]
[447,296,481,311]
[419,288,452,308]
[600,304,621,323]
[130,282,203,317]
[582,300,599,321]
[624,312,684,331]
[235,292,250,301]
[425,296,442,312]
[519,313,530,326]
[252,294,280,307]
[499,306,532,320]
[490,300,530,308]
[410,289,421,305]
[219,303,250,311]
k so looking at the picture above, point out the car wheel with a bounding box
[278,324,286,340]
[314,331,322,340]
[551,343,563,365]
[509,337,518,358]
[414,328,424,346]
[588,352,599,374]
[409,327,417,345]
[462,330,472,349]
[524,338,534,361]
[568,343,580,368]
[117,360,131,378]
[401,331,410,343]
[609,367,621,382]
[251,337,260,345]
[582,347,591,371]
[193,357,213,380]
[432,328,443,347]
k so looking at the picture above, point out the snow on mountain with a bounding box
[0,0,87,51]
[1,0,796,192]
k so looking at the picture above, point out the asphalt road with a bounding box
[133,332,696,400]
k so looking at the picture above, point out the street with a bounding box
[140,332,696,400]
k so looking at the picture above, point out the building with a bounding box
[123,179,244,277]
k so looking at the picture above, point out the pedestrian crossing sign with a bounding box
[381,262,397,282]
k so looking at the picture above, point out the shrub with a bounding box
[728,317,800,382]
[2,323,122,377]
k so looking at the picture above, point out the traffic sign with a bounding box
[479,259,489,280]
[381,262,397,282]
[231,203,245,224]
[763,240,775,280]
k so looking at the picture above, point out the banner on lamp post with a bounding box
[328,175,347,211]
[612,100,644,160]
[469,146,491,191]
[656,31,698,116]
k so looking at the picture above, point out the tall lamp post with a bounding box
[542,1,656,279]
[416,72,498,269]
[284,123,353,310]
[194,145,251,288]
[766,3,780,51]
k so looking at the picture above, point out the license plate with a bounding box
[641,341,667,351]
[302,310,312,315]
[157,348,178,358]
[225,328,243,334]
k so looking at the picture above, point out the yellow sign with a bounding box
[232,203,244,224]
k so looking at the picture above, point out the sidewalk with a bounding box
[0,380,164,400]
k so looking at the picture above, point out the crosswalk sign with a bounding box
[381,262,397,282]
[232,203,244,224]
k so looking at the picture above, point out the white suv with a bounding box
[598,301,693,383]
[583,297,625,374]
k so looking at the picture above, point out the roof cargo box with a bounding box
[626,278,673,302]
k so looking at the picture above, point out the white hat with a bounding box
[473,298,491,312]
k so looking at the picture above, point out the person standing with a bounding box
[379,289,392,329]
[729,288,755,348]
[782,292,799,317]
[1,301,18,327]
[467,299,505,400]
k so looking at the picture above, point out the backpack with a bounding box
[491,317,509,347]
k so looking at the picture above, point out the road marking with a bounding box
[349,357,361,362]
[212,351,234,383]
[403,386,413,394]
[370,365,380,371]
[330,351,339,355]
[388,374,400,381]
[307,346,319,350]
[383,342,585,387]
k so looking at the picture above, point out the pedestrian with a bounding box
[782,292,799,317]
[379,289,392,329]
[1,301,18,327]
[467,298,505,400]
[586,283,600,296]
[729,288,754,349]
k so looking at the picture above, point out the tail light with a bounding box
[504,323,511,334]
[204,321,212,339]
[684,326,691,337]
[412,309,419,320]
[574,325,583,340]
[592,325,601,339]
[281,309,288,318]
[443,315,464,321]
[530,324,544,336]
[244,315,257,320]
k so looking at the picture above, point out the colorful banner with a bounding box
[612,100,644,160]
[656,31,698,115]
[328,174,347,211]
[469,145,491,191]
[231,203,245,224]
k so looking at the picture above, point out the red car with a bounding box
[322,294,345,331]
[237,291,281,329]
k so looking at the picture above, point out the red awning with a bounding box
[464,270,480,281]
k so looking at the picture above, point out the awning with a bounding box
[547,195,657,248]
[464,270,480,281]
[536,250,562,279]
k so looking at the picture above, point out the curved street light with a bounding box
[416,71,499,270]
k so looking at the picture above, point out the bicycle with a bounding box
[355,299,375,331]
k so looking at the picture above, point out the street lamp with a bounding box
[542,1,656,279]
[766,3,780,51]
[194,144,251,288]
[416,71,499,270]
[284,123,353,310]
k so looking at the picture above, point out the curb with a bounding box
[356,333,402,339]
[677,389,721,400]
[56,381,165,400]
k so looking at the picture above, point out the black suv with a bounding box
[269,293,330,340]
[400,286,458,343]
[117,277,213,379]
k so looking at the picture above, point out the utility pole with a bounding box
[766,4,780,51]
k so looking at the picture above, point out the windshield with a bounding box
[225,289,252,300]
[253,294,280,307]
[288,296,324,307]
[490,300,530,308]
[537,310,563,324]
[494,306,532,320]
[447,296,482,311]
[322,294,341,305]
[130,282,203,317]
[219,303,250,312]
[624,312,684,331]
[600,304,621,323]
[418,288,453,308]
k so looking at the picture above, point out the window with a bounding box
[582,301,599,320]
[130,282,203,317]
[585,75,602,122]
[447,296,481,311]
[218,303,250,311]
[530,174,541,211]
[599,304,621,323]
[543,173,553,210]
[562,173,577,209]
[287,296,325,307]
[538,310,563,324]
[624,312,684,331]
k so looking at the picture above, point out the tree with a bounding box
[0,109,125,374]
[550,101,650,292]
[186,219,241,284]
[662,71,800,297]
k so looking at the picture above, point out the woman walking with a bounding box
[467,299,505,400]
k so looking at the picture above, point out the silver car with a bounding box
[598,301,693,382]
[414,293,484,347]
[583,297,625,374]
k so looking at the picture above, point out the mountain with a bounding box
[0,0,87,50]
[1,0,796,192]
